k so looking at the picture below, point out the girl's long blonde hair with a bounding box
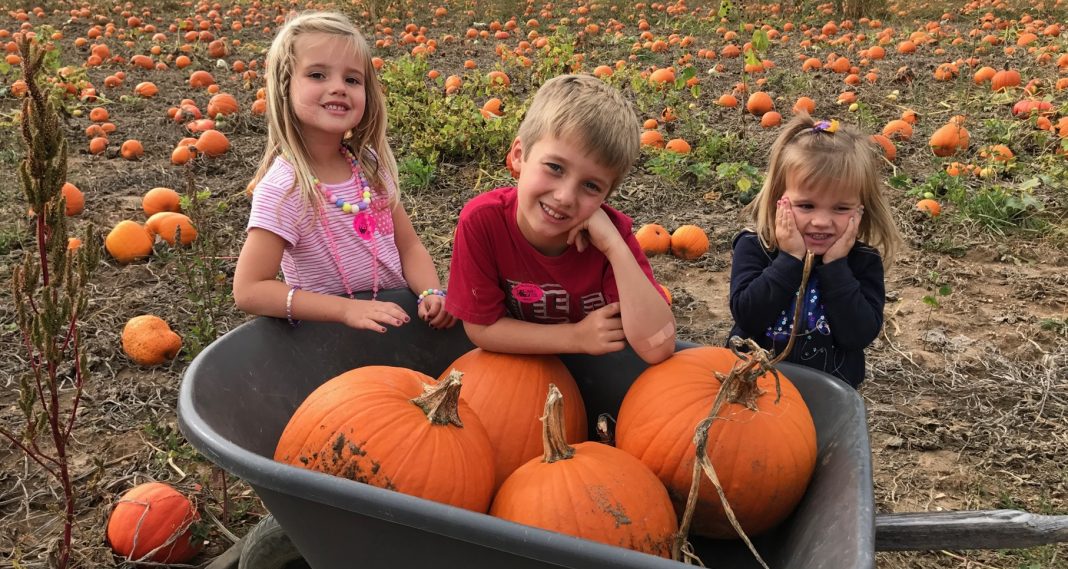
[248,11,399,214]
[746,112,901,267]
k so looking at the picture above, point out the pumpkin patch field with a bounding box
[1,0,1067,566]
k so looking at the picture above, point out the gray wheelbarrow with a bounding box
[178,289,1067,569]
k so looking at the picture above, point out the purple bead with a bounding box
[357,201,369,211]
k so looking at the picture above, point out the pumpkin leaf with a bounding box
[718,0,732,19]
[751,29,769,54]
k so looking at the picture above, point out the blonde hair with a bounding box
[517,73,639,192]
[747,112,901,267]
[248,11,398,213]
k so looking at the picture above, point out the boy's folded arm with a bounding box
[602,244,676,364]
[463,319,581,355]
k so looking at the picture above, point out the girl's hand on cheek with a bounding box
[824,205,862,263]
[775,198,807,260]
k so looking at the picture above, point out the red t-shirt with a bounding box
[446,187,664,325]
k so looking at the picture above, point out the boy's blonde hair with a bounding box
[747,112,901,267]
[517,73,640,192]
[249,11,398,212]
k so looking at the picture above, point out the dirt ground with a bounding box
[1,1,1067,568]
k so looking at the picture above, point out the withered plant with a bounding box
[1,36,99,569]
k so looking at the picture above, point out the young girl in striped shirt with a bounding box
[233,12,454,332]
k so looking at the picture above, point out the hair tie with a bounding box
[812,119,840,133]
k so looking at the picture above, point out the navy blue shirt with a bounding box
[727,231,885,388]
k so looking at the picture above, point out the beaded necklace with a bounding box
[314,146,381,300]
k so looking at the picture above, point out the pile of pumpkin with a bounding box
[270,346,817,560]
[635,223,709,261]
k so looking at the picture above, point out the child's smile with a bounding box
[288,33,366,142]
[509,135,615,256]
[781,180,861,255]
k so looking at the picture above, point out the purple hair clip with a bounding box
[812,119,840,133]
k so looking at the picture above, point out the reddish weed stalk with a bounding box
[1,36,99,569]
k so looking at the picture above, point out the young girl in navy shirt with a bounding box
[729,114,902,387]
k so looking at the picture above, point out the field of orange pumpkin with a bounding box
[3,0,1068,566]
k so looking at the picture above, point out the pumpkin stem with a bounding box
[540,384,575,463]
[411,369,464,427]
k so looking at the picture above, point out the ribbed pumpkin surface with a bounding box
[275,365,495,512]
[615,346,817,538]
[441,349,587,490]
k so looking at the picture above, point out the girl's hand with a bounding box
[775,197,807,260]
[823,205,863,264]
[567,209,624,256]
[418,295,457,329]
[574,302,625,355]
[342,299,410,332]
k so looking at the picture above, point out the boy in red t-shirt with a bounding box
[446,74,676,364]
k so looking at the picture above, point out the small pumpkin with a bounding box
[670,225,709,260]
[276,367,495,512]
[120,139,144,160]
[664,138,691,154]
[142,187,181,216]
[206,92,239,118]
[61,182,84,216]
[635,223,671,256]
[154,213,198,246]
[745,91,773,115]
[929,123,969,157]
[915,199,942,217]
[122,315,182,366]
[107,482,202,563]
[615,346,817,539]
[105,220,154,264]
[991,67,1021,92]
[640,130,665,148]
[439,350,586,490]
[194,129,230,157]
[490,385,678,557]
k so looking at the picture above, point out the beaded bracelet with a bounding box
[286,285,301,327]
[417,288,446,305]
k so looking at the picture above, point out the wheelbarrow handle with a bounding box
[875,509,1068,551]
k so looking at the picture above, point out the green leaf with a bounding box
[938,285,952,296]
[718,0,732,18]
[752,29,769,53]
[744,47,760,67]
[1017,177,1040,191]
[922,295,940,307]
[736,177,752,192]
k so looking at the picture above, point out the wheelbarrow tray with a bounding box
[178,290,875,569]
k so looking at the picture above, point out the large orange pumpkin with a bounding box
[276,367,495,512]
[439,350,586,490]
[615,347,817,539]
[490,385,678,557]
[106,482,202,563]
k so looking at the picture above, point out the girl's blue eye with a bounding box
[309,72,325,80]
[346,77,361,85]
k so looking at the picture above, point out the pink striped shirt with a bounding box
[247,156,407,295]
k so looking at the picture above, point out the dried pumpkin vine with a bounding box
[672,252,815,567]
[0,36,99,569]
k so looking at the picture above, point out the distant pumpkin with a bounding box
[635,223,671,256]
[122,315,182,366]
[670,225,709,260]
